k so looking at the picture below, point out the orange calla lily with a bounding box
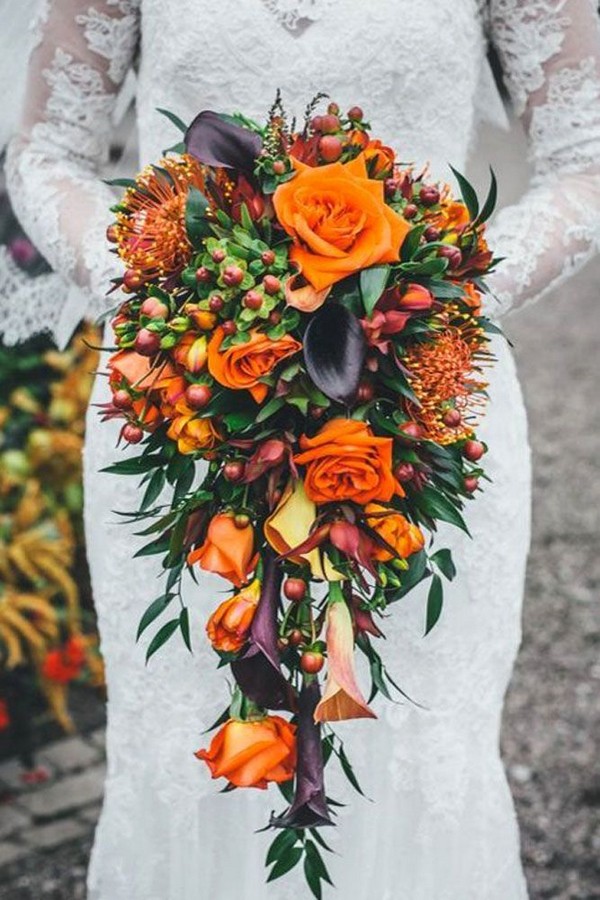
[314,590,376,723]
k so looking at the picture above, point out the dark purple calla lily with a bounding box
[231,551,296,712]
[271,679,334,829]
[185,110,263,173]
[303,303,367,406]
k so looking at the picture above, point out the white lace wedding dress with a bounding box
[4,1,600,897]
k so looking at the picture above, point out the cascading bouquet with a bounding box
[100,94,498,894]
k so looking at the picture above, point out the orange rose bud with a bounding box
[294,419,404,505]
[207,327,302,404]
[273,154,411,292]
[188,512,257,587]
[206,579,261,653]
[195,716,296,789]
[363,139,396,178]
[398,284,434,312]
[166,414,220,455]
[364,502,425,562]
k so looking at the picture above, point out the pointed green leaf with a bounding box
[156,107,189,134]
[136,593,175,641]
[145,618,180,662]
[425,574,444,635]
[449,166,479,221]
[179,607,192,651]
[360,264,390,316]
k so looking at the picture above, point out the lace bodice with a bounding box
[3,0,600,347]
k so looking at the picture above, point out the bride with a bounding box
[4,1,600,897]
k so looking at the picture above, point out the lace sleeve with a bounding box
[484,0,600,317]
[2,0,140,347]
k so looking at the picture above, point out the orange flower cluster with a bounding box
[110,155,206,283]
[403,321,489,444]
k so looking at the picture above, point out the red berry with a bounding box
[209,294,224,312]
[185,383,212,409]
[283,578,307,602]
[438,245,462,269]
[123,269,143,291]
[113,389,132,410]
[463,439,485,462]
[384,178,398,199]
[288,629,304,648]
[195,266,212,284]
[234,513,251,529]
[300,651,325,674]
[424,225,441,242]
[140,297,168,319]
[419,186,440,206]
[211,248,226,263]
[366,355,379,373]
[263,274,281,295]
[327,102,340,116]
[398,422,423,440]
[320,114,340,134]
[122,423,143,444]
[268,311,282,326]
[310,115,324,133]
[243,290,263,311]
[394,462,415,483]
[134,328,160,357]
[223,460,245,482]
[319,135,343,163]
[357,381,375,403]
[222,319,237,336]
[261,250,275,266]
[272,160,286,175]
[347,106,364,122]
[222,265,244,287]
[443,409,462,428]
[106,224,119,243]
[403,203,418,219]
[464,476,479,493]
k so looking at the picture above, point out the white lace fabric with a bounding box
[3,2,600,899]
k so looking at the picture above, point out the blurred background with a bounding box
[0,15,599,900]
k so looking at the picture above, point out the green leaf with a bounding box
[425,574,444,635]
[400,224,426,262]
[267,847,304,882]
[185,185,210,247]
[255,396,285,423]
[337,742,365,796]
[179,607,192,651]
[103,177,138,189]
[156,107,188,134]
[101,454,165,475]
[133,533,171,558]
[476,167,498,225]
[360,265,390,316]
[141,468,166,512]
[145,618,180,662]
[449,166,479,221]
[173,460,195,504]
[136,593,175,641]
[305,840,333,884]
[265,829,299,867]
[416,485,470,535]
[430,548,457,581]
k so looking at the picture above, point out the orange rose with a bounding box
[195,716,296,789]
[188,512,257,587]
[206,579,261,652]
[207,327,302,404]
[166,413,221,455]
[364,502,425,562]
[294,419,403,505]
[273,154,411,292]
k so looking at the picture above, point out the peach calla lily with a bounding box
[314,587,376,723]
[264,480,342,581]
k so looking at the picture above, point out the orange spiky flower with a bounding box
[403,309,491,444]
[111,155,206,282]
